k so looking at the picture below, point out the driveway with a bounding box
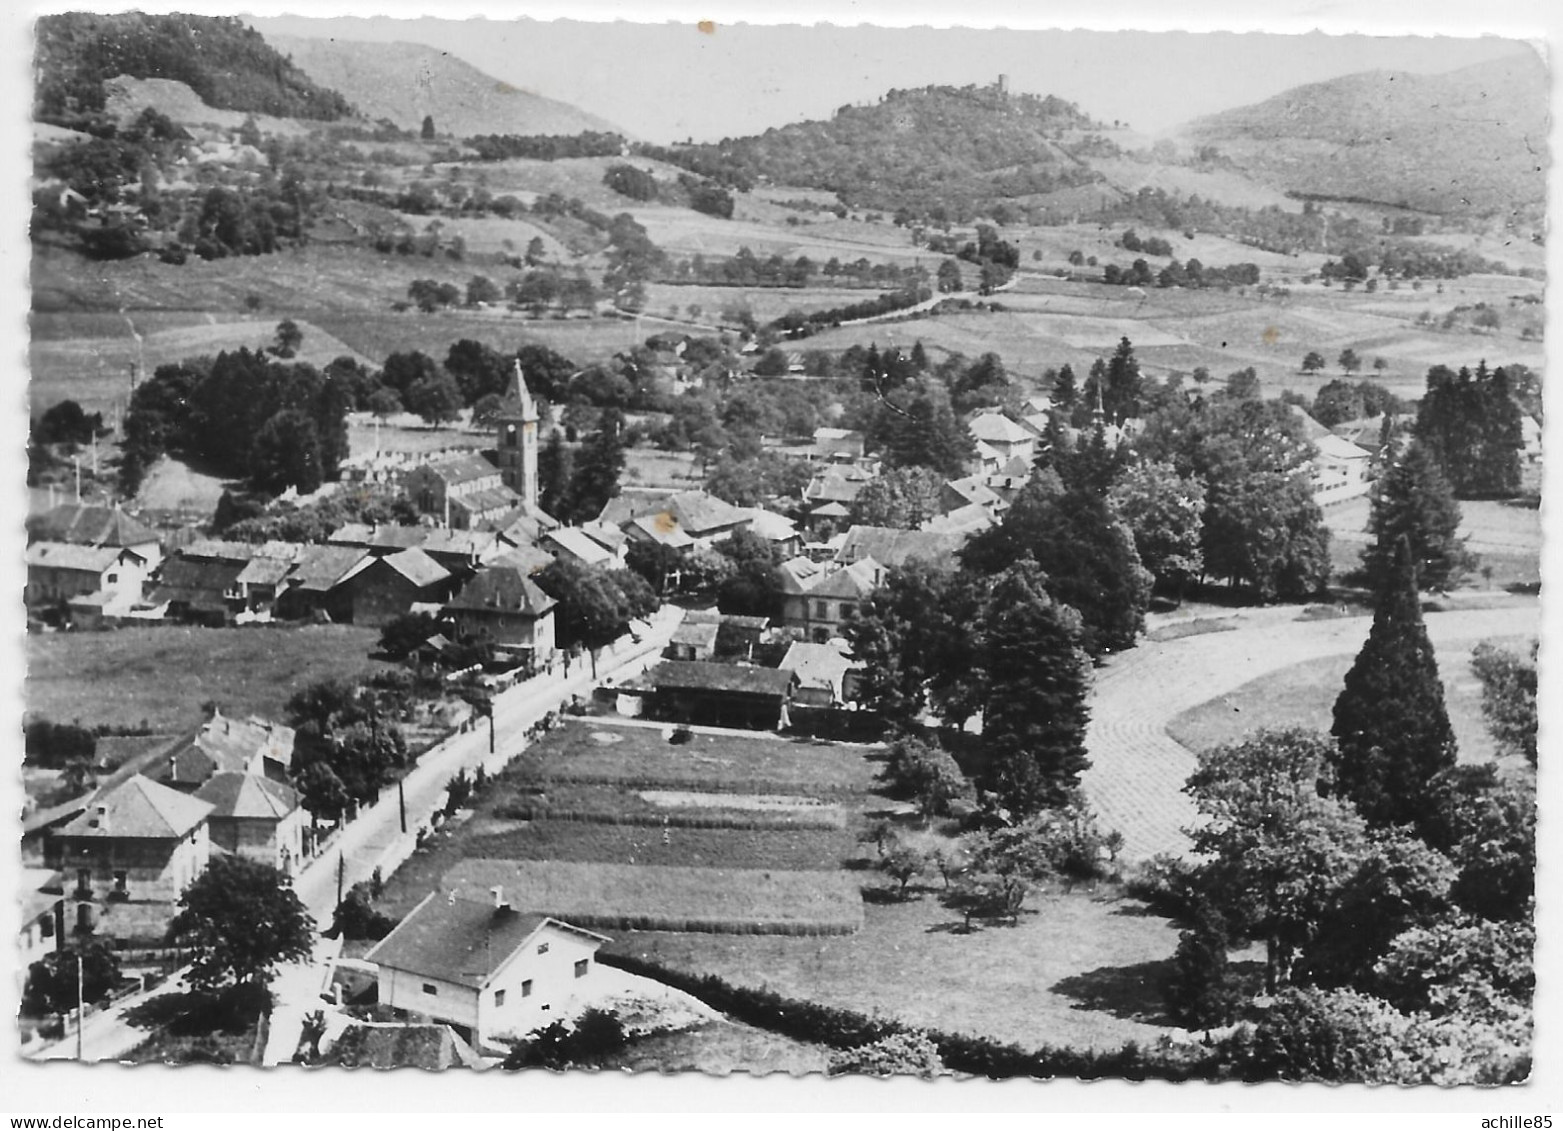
[1080,599,1540,862]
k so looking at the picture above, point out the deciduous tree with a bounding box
[167,856,315,994]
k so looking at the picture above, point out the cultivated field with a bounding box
[24,625,390,732]
[1322,494,1544,590]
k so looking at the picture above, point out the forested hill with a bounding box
[1180,52,1548,219]
[34,12,356,129]
[649,82,1106,217]
[268,35,623,139]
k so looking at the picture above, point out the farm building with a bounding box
[664,619,720,662]
[335,547,455,627]
[541,526,617,569]
[164,711,296,790]
[149,550,247,624]
[193,771,309,875]
[365,888,611,1050]
[274,545,370,621]
[604,488,753,550]
[25,543,148,612]
[834,525,969,573]
[45,775,213,939]
[780,641,861,707]
[647,660,798,729]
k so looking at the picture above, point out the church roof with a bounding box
[496,360,539,421]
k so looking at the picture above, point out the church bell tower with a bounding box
[495,360,539,509]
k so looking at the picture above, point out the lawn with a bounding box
[438,858,864,935]
[25,624,391,732]
[1163,635,1534,770]
[608,882,1187,1053]
[606,1017,830,1075]
[1323,495,1543,590]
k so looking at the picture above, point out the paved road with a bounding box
[1081,599,1541,862]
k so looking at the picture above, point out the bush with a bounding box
[24,718,97,768]
[502,1007,627,1069]
[1162,900,1241,1029]
[1124,852,1199,920]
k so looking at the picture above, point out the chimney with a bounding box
[491,885,507,911]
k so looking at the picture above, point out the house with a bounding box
[365,888,611,1049]
[321,1022,484,1070]
[835,525,968,574]
[968,412,1036,465]
[336,547,454,627]
[275,545,369,621]
[1310,433,1375,503]
[193,771,309,875]
[922,504,994,535]
[737,507,802,558]
[802,467,871,510]
[647,661,798,729]
[229,542,306,615]
[940,475,1005,518]
[165,711,296,790]
[150,551,247,624]
[19,867,65,974]
[664,619,720,662]
[45,775,213,938]
[779,641,860,707]
[604,489,753,550]
[27,503,163,570]
[25,543,148,611]
[444,565,557,666]
[810,426,866,462]
[402,452,522,530]
[786,558,878,643]
[541,526,616,569]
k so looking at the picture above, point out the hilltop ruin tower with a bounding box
[494,359,539,509]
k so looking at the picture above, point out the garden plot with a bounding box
[442,858,864,935]
[496,781,847,830]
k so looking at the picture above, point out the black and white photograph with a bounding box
[5,0,1555,1114]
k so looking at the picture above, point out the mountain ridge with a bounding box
[268,35,624,139]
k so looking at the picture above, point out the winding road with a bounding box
[1080,597,1541,862]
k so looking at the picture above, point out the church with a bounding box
[400,362,552,531]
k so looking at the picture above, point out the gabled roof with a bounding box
[649,660,796,698]
[810,559,879,600]
[943,475,1003,511]
[28,504,160,549]
[354,547,450,590]
[329,524,429,552]
[923,503,994,535]
[599,489,750,536]
[179,540,259,563]
[777,556,829,594]
[365,893,608,990]
[452,486,523,517]
[543,527,615,567]
[580,520,628,553]
[738,507,798,544]
[288,545,369,593]
[809,501,851,519]
[235,555,295,587]
[1287,403,1334,442]
[626,512,697,549]
[422,528,503,560]
[491,508,559,546]
[1313,433,1373,462]
[417,452,502,488]
[446,565,556,616]
[491,545,555,577]
[58,775,212,840]
[26,542,135,573]
[670,620,720,649]
[804,470,866,505]
[151,556,245,607]
[326,1023,483,1070]
[835,525,967,571]
[779,642,857,694]
[194,771,300,820]
[968,412,1033,444]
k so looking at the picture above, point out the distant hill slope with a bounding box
[34,13,355,127]
[655,82,1105,215]
[1181,53,1548,218]
[269,35,622,139]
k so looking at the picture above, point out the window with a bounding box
[521,980,533,998]
[113,871,127,894]
[40,914,55,939]
[574,959,590,979]
[422,983,438,995]
[814,600,829,620]
[494,989,506,1007]
[537,942,549,955]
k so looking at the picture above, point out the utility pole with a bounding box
[398,777,407,835]
[76,949,84,1061]
[336,853,345,908]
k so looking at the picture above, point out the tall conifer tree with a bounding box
[1330,537,1458,835]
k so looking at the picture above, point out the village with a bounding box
[15,12,1546,1092]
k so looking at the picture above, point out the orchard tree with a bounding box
[1360,441,1472,592]
[273,319,303,358]
[403,371,463,427]
[978,562,1093,816]
[1338,349,1362,375]
[167,856,315,995]
[1301,351,1327,375]
[1330,538,1458,835]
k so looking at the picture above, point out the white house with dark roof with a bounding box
[365,888,611,1049]
[967,412,1036,465]
[444,564,557,664]
[25,542,148,610]
[27,503,163,570]
[780,641,861,707]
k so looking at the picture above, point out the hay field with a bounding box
[30,316,373,414]
[441,858,864,935]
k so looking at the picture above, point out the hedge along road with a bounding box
[1081,597,1541,863]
